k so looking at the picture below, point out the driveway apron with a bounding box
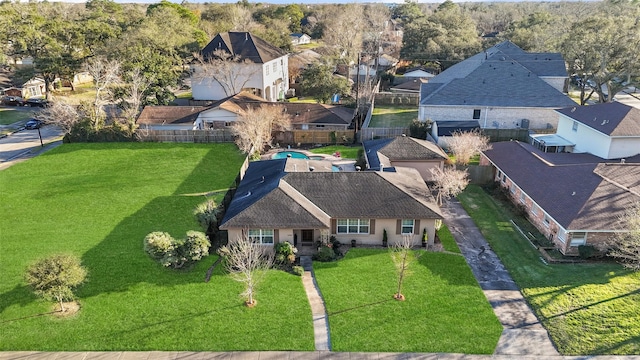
[440,199,559,356]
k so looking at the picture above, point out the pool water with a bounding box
[272,151,309,159]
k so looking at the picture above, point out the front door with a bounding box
[301,229,314,246]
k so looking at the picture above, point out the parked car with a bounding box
[1,96,24,106]
[25,98,49,107]
[25,119,43,130]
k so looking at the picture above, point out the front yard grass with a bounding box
[0,108,36,125]
[457,185,640,355]
[0,143,314,351]
[369,106,417,128]
[313,248,502,353]
[309,145,360,159]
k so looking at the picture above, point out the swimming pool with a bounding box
[272,151,309,159]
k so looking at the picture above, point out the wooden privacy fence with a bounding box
[138,129,235,143]
[482,128,529,142]
[273,130,355,145]
[359,127,410,142]
[374,92,420,106]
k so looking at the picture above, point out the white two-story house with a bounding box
[191,32,289,102]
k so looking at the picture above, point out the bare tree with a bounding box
[232,104,291,157]
[390,234,418,301]
[447,130,491,165]
[192,49,260,98]
[85,56,120,129]
[317,4,365,63]
[607,202,640,271]
[429,166,470,206]
[37,97,81,134]
[120,68,151,128]
[218,232,274,307]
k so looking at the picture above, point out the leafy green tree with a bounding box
[503,11,566,52]
[400,1,480,67]
[562,10,640,104]
[301,62,351,103]
[392,0,424,23]
[25,254,87,312]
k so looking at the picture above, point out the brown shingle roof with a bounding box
[556,102,640,136]
[136,106,208,125]
[201,32,287,64]
[483,141,640,231]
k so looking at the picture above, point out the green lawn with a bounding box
[309,145,360,159]
[313,248,502,353]
[437,224,461,253]
[0,108,36,125]
[369,106,417,128]
[458,185,640,355]
[0,143,314,351]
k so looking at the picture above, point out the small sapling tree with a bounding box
[390,234,418,301]
[25,254,87,312]
[218,233,274,307]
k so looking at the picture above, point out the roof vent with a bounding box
[309,166,315,172]
[621,158,626,164]
[571,107,576,112]
[355,165,362,171]
[401,133,406,137]
[571,191,576,196]
[601,120,609,126]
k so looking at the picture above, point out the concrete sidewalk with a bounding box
[440,199,559,356]
[300,256,331,351]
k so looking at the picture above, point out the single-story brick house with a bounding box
[481,140,640,255]
[363,135,448,181]
[220,158,443,249]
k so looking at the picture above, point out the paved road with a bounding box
[0,125,64,164]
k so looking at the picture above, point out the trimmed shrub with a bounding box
[313,245,337,262]
[578,245,599,259]
[275,242,298,265]
[291,266,305,276]
[144,231,210,269]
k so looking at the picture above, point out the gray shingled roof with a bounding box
[201,32,287,64]
[434,121,481,137]
[482,141,640,231]
[220,159,442,229]
[363,136,447,170]
[421,51,576,108]
[556,102,640,136]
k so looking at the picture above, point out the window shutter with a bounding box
[274,229,279,243]
[396,219,401,235]
[331,219,337,234]
[370,219,375,234]
[414,220,421,235]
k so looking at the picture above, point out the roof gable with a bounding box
[556,102,640,136]
[363,136,447,169]
[201,32,287,64]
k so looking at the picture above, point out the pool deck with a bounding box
[263,149,356,171]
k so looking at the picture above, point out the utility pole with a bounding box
[353,53,361,143]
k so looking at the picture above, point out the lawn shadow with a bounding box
[79,145,245,298]
[541,288,640,323]
[417,251,478,287]
[0,285,37,318]
[327,297,393,317]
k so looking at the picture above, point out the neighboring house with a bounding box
[191,32,289,102]
[403,67,436,79]
[371,54,399,69]
[431,120,481,148]
[419,41,576,130]
[363,135,448,181]
[137,92,352,131]
[290,33,311,46]
[390,78,428,93]
[553,102,640,159]
[136,106,208,131]
[481,140,640,255]
[220,158,443,249]
[3,77,46,99]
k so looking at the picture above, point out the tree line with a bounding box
[1,0,638,107]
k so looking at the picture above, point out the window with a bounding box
[248,229,274,244]
[265,65,270,76]
[224,122,232,127]
[473,109,481,119]
[570,232,587,246]
[496,170,502,181]
[337,219,369,234]
[543,215,550,227]
[501,174,506,183]
[531,205,538,215]
[401,219,414,234]
[572,121,578,132]
[273,62,277,72]
[519,192,525,203]
[510,186,516,194]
